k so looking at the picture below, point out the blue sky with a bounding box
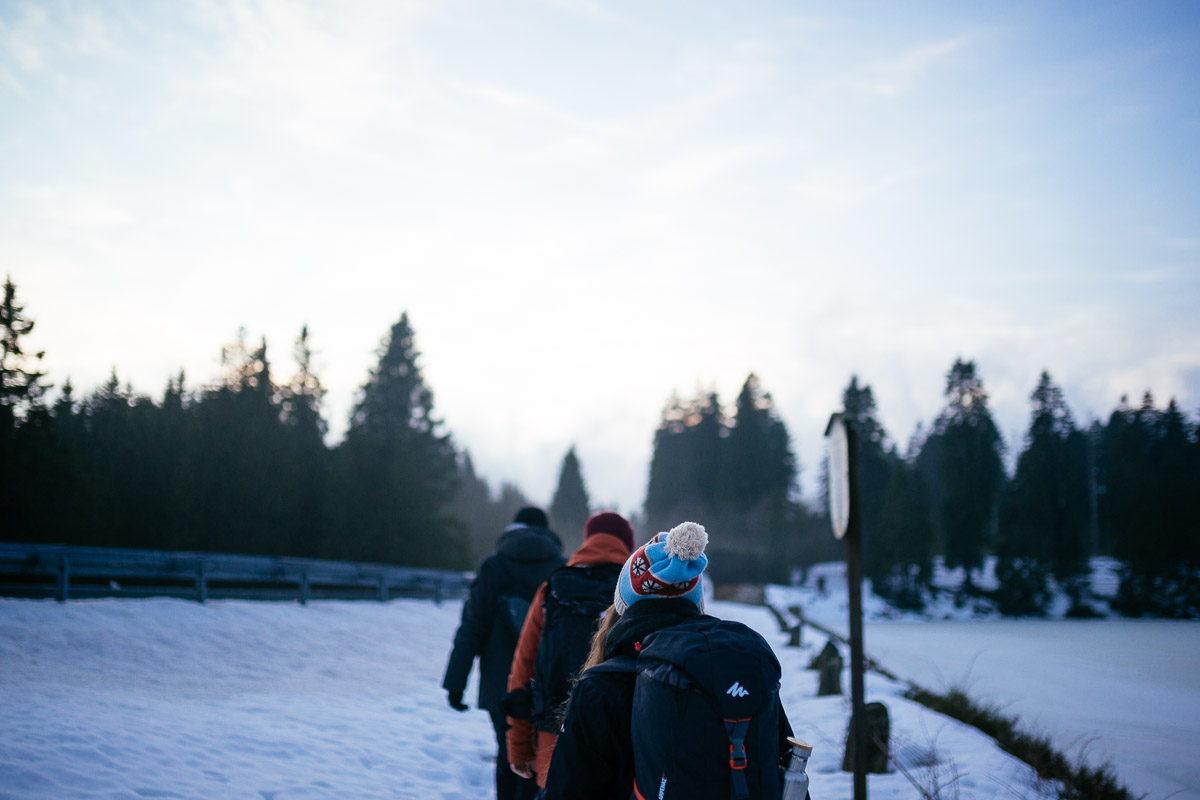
[3,0,1198,515]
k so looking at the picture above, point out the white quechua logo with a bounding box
[726,681,749,698]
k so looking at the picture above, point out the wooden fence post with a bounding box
[57,554,70,602]
[300,570,310,605]
[196,563,207,604]
[378,576,389,602]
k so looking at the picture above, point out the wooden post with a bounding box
[196,563,207,604]
[300,570,310,605]
[433,578,444,605]
[57,553,70,602]
[378,576,389,602]
[845,421,868,800]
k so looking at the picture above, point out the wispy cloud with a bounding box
[831,35,972,98]
[790,160,935,209]
[13,184,132,233]
[173,0,432,148]
[640,140,774,195]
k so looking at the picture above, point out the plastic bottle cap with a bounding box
[787,737,813,754]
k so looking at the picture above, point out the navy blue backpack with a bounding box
[626,617,785,800]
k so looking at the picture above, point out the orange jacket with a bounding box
[505,532,632,786]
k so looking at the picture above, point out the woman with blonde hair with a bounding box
[544,521,796,800]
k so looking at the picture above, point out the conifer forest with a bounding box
[3,276,1198,617]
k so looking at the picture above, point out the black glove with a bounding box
[499,687,533,720]
[447,690,469,712]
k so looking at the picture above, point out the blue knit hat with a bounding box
[613,521,709,614]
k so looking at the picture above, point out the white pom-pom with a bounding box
[665,521,708,561]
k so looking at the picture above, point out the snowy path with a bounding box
[0,596,1058,799]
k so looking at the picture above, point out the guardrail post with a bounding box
[196,562,207,604]
[300,570,310,605]
[378,576,389,602]
[57,554,70,602]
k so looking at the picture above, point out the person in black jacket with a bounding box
[443,506,564,800]
[544,522,794,800]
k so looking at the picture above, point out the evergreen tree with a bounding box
[550,445,590,551]
[728,374,796,509]
[1,277,56,541]
[644,390,727,531]
[1099,393,1156,611]
[995,371,1090,615]
[644,377,798,582]
[180,334,294,555]
[933,359,1005,590]
[328,314,463,567]
[1103,395,1200,615]
[645,393,694,526]
[840,376,901,592]
[281,326,329,557]
[0,276,48,419]
[874,458,935,610]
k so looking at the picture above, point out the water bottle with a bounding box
[781,737,813,800]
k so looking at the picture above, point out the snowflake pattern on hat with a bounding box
[615,522,710,614]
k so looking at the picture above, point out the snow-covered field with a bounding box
[774,565,1200,800]
[0,596,1060,800]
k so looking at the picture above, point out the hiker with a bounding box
[443,506,565,800]
[503,511,635,791]
[544,521,796,800]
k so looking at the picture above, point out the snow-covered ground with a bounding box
[0,596,1060,800]
[773,564,1200,800]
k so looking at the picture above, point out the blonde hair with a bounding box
[580,604,621,673]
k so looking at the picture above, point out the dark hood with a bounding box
[496,524,564,563]
[605,597,706,659]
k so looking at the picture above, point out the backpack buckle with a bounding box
[728,739,747,770]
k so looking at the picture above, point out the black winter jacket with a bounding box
[543,598,794,800]
[443,525,565,712]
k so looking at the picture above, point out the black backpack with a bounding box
[497,594,531,639]
[531,562,623,731]
[625,616,785,800]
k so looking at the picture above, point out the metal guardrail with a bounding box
[0,542,471,604]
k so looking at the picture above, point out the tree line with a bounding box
[2,276,549,571]
[3,275,1198,615]
[639,363,1198,616]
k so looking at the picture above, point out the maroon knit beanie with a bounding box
[584,511,635,553]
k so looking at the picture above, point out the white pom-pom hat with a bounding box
[614,521,710,614]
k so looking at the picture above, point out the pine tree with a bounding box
[727,374,796,509]
[0,276,48,419]
[840,376,901,592]
[1098,393,1200,615]
[551,445,590,551]
[0,276,58,542]
[329,314,463,567]
[178,334,294,555]
[644,378,798,583]
[644,390,728,532]
[995,371,1089,615]
[727,375,798,582]
[933,359,1005,590]
[281,326,329,557]
[874,458,935,610]
[645,392,694,527]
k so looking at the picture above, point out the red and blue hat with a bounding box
[613,521,709,614]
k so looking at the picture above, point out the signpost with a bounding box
[826,413,867,800]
